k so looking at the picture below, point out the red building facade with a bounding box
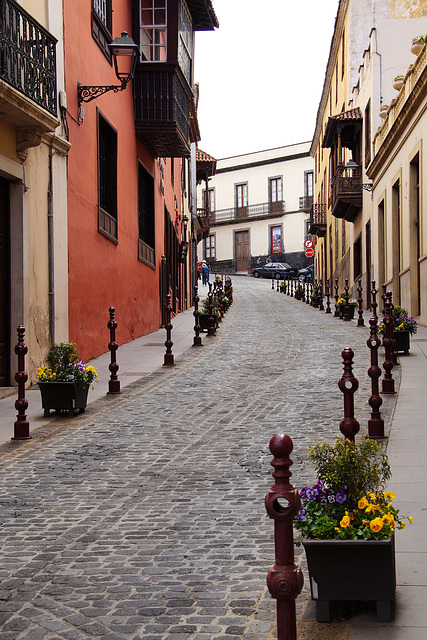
[64,0,217,362]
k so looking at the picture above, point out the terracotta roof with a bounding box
[187,0,219,31]
[196,148,216,163]
[322,107,362,148]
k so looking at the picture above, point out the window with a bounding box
[138,163,155,267]
[207,188,215,213]
[178,0,193,84]
[364,100,371,167]
[92,0,112,59]
[269,177,282,213]
[98,113,117,242]
[341,29,345,79]
[140,0,167,62]
[235,183,248,217]
[206,234,215,260]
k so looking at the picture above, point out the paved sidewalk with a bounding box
[0,281,210,446]
[0,276,426,640]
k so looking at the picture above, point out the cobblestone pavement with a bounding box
[0,277,398,640]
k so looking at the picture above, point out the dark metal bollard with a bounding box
[381,292,395,394]
[306,281,311,305]
[272,277,275,290]
[265,434,304,640]
[367,315,384,438]
[343,279,351,321]
[338,348,360,441]
[12,325,31,440]
[334,279,340,317]
[325,278,332,313]
[313,280,318,307]
[107,307,121,394]
[163,293,175,366]
[207,283,216,337]
[192,286,203,347]
[371,280,378,320]
[357,279,365,327]
[318,280,324,310]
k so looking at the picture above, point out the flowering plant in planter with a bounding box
[37,343,98,385]
[294,438,412,542]
[378,305,417,336]
[200,297,221,317]
[337,296,358,308]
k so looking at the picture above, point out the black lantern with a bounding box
[77,32,139,107]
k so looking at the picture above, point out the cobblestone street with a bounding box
[0,277,398,640]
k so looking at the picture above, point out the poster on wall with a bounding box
[271,226,282,254]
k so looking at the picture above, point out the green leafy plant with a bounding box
[200,297,221,317]
[38,342,98,384]
[294,438,412,541]
[337,295,358,307]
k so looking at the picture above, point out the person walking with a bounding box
[201,260,210,285]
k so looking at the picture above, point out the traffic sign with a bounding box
[305,248,314,258]
[304,239,313,249]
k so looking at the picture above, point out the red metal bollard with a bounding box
[107,306,121,394]
[334,279,340,317]
[192,285,203,347]
[163,294,175,366]
[338,348,360,441]
[357,279,365,327]
[382,292,395,394]
[12,325,31,440]
[343,279,351,321]
[325,278,332,314]
[207,283,216,337]
[367,314,384,438]
[265,434,304,640]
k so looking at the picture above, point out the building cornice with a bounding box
[216,152,311,175]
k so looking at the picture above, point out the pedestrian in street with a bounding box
[266,255,272,263]
[202,260,210,285]
[257,256,262,266]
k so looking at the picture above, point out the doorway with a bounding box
[235,230,249,272]
[0,178,10,385]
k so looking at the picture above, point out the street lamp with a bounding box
[77,31,139,107]
[344,159,373,191]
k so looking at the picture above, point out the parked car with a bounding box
[252,262,298,279]
[298,265,314,282]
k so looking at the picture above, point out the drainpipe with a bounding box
[48,148,55,344]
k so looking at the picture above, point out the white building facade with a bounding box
[197,143,314,273]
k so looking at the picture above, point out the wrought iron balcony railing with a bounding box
[0,0,57,116]
[309,203,326,237]
[299,195,313,211]
[211,201,286,224]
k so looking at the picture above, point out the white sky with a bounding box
[194,0,340,160]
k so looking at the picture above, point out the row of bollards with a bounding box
[265,337,397,638]
[11,275,233,439]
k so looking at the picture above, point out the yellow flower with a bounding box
[370,518,384,533]
[382,513,394,526]
[389,492,396,500]
[365,504,373,514]
[408,517,414,523]
[399,522,406,530]
[340,515,351,528]
[358,497,368,509]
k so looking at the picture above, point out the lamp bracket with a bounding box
[77,80,128,107]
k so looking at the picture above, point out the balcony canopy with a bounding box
[322,108,362,149]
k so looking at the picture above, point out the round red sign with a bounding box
[304,239,313,249]
[305,248,315,258]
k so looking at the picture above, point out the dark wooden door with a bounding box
[0,178,10,385]
[235,230,249,272]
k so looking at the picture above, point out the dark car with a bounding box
[298,265,314,282]
[252,262,298,279]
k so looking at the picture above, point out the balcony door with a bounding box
[235,230,249,272]
[236,183,248,218]
[0,178,10,385]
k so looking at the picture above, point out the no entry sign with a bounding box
[305,248,315,258]
[304,239,313,249]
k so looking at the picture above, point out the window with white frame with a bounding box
[178,0,193,84]
[140,0,167,62]
[236,183,248,208]
[269,177,282,203]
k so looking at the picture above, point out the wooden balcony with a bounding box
[331,165,362,222]
[309,204,326,237]
[133,62,193,158]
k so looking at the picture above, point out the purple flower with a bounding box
[335,491,347,504]
[295,508,307,520]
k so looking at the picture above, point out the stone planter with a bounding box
[393,329,410,355]
[303,536,395,622]
[38,382,90,417]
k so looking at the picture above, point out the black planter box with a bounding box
[38,382,90,417]
[198,314,218,332]
[339,305,356,319]
[303,537,395,622]
[393,329,410,355]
